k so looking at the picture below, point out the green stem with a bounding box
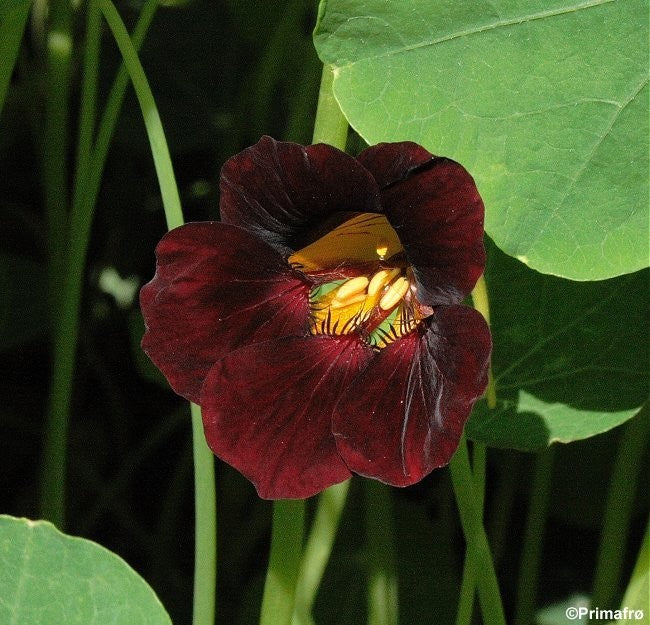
[455,443,487,625]
[591,408,649,612]
[312,64,348,148]
[99,0,182,225]
[38,0,75,528]
[99,4,216,625]
[192,403,217,625]
[260,501,306,625]
[79,0,159,214]
[454,273,496,623]
[513,448,554,625]
[449,436,506,625]
[366,480,399,625]
[292,480,350,625]
[43,0,73,312]
[471,274,496,409]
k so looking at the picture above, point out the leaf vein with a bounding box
[335,0,616,68]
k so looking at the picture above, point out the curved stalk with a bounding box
[99,3,216,624]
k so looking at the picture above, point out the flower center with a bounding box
[289,213,429,349]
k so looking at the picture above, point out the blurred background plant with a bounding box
[0,1,647,624]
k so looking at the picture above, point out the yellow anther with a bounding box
[334,276,369,302]
[367,268,401,297]
[330,293,367,310]
[379,277,410,311]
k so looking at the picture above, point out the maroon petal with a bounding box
[358,143,485,305]
[200,336,373,499]
[333,306,491,487]
[219,136,381,256]
[140,222,310,403]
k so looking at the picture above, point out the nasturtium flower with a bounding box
[141,136,491,499]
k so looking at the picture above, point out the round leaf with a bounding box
[314,0,649,280]
[0,516,172,625]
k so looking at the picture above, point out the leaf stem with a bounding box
[38,0,77,528]
[292,480,350,625]
[260,500,306,625]
[454,273,497,623]
[312,64,348,148]
[449,436,506,625]
[192,403,216,625]
[43,0,73,314]
[513,448,554,625]
[591,408,649,613]
[471,274,496,409]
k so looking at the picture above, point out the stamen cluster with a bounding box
[309,267,422,349]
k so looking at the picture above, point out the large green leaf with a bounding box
[314,0,649,280]
[0,516,172,625]
[466,241,648,449]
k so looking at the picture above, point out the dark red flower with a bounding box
[141,136,491,499]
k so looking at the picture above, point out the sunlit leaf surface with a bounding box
[315,0,648,280]
[0,516,172,625]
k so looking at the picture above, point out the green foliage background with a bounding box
[0,1,647,624]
